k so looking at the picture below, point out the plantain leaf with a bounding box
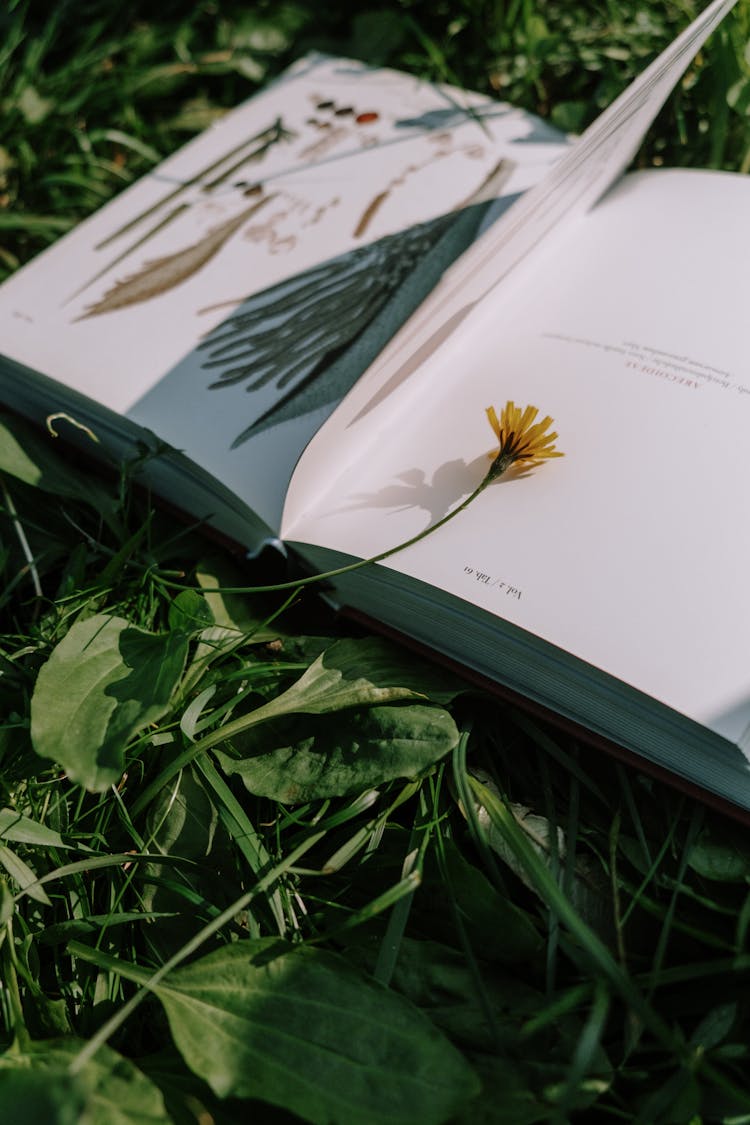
[118,939,479,1124]
[235,635,461,727]
[0,1068,84,1125]
[686,829,750,882]
[217,703,459,802]
[0,1039,169,1124]
[30,614,189,791]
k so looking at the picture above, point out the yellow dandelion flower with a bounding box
[485,401,563,481]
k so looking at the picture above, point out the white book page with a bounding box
[282,169,750,743]
[335,0,738,425]
[0,55,563,532]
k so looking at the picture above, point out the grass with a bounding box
[2,1,750,1122]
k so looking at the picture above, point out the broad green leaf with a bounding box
[0,807,77,850]
[686,830,750,882]
[0,1039,169,1124]
[0,1067,85,1125]
[216,703,459,802]
[210,636,462,744]
[261,636,462,711]
[275,639,463,706]
[140,768,230,954]
[119,939,479,1124]
[168,589,213,634]
[23,992,73,1038]
[30,614,189,791]
[137,1047,247,1125]
[146,767,219,861]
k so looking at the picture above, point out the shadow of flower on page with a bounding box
[154,402,564,602]
[334,456,489,525]
[337,440,545,526]
[329,401,564,562]
[150,402,562,616]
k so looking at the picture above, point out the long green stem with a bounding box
[154,477,491,598]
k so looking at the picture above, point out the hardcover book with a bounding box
[2,0,748,812]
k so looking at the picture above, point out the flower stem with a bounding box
[161,476,492,598]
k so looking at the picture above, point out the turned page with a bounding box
[281,168,750,744]
[324,0,738,438]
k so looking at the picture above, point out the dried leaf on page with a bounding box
[78,195,274,318]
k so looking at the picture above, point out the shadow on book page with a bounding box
[199,195,521,446]
[127,196,519,532]
[321,447,536,528]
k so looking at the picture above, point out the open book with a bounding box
[1,0,748,811]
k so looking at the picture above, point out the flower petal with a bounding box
[485,405,502,440]
[485,400,563,476]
